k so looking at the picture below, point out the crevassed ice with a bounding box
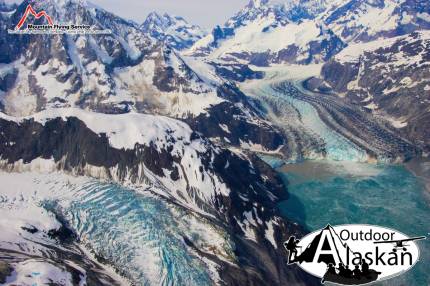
[62,182,212,286]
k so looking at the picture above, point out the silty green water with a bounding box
[277,160,430,286]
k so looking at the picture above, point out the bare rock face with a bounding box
[186,101,285,151]
[0,261,13,284]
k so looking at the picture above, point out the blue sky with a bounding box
[5,0,249,28]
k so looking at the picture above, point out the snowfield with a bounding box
[0,108,200,151]
[192,18,322,58]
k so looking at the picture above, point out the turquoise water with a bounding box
[60,182,212,286]
[277,161,430,285]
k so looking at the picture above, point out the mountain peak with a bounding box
[141,12,206,50]
[16,0,91,19]
[247,0,269,9]
[225,0,288,29]
[146,11,162,19]
[144,11,188,30]
[145,11,166,27]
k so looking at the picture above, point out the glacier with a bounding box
[241,66,368,162]
[0,172,234,285]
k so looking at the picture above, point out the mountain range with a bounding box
[0,0,429,285]
[187,0,430,65]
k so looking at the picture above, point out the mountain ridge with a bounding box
[187,0,430,65]
[186,0,345,66]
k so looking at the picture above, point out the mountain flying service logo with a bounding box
[8,4,111,35]
[15,4,54,30]
[284,224,426,285]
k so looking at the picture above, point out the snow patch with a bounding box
[265,220,278,249]
[4,261,73,286]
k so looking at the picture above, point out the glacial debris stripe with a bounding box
[270,84,367,162]
[242,65,417,163]
[243,74,367,162]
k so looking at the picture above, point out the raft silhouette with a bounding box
[322,269,381,285]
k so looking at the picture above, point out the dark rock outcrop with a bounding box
[186,101,284,152]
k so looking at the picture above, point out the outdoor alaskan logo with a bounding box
[284,224,426,285]
[8,3,111,35]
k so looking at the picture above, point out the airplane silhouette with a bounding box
[374,236,426,252]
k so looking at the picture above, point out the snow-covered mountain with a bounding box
[0,0,224,118]
[0,0,286,155]
[249,0,430,43]
[0,1,316,285]
[187,0,430,66]
[278,0,430,43]
[183,0,429,154]
[0,0,428,284]
[319,0,430,43]
[319,30,430,152]
[141,12,206,50]
[187,0,345,65]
